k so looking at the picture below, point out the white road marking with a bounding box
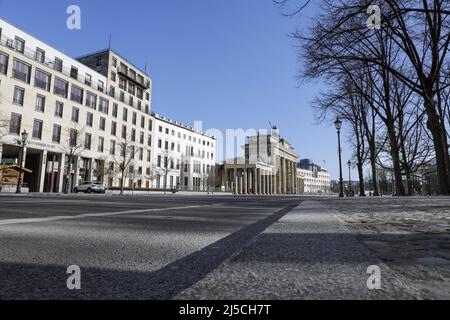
[0,204,224,226]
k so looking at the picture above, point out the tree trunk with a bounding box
[65,155,73,194]
[368,140,379,196]
[164,173,167,195]
[120,170,124,195]
[424,87,450,195]
[386,125,406,196]
[357,160,365,197]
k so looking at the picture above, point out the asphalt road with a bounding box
[0,194,302,299]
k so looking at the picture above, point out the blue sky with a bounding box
[0,0,354,180]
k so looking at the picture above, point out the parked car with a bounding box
[73,181,106,194]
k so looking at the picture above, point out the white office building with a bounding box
[297,159,332,194]
[152,114,216,191]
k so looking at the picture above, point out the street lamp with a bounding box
[334,117,344,198]
[16,130,28,194]
[347,160,352,197]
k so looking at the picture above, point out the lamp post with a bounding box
[16,130,28,194]
[347,160,352,197]
[334,117,344,198]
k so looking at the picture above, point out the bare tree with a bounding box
[60,126,87,194]
[156,151,177,195]
[282,0,450,194]
[144,164,158,189]
[95,156,115,187]
[201,165,216,194]
[113,135,139,195]
[314,79,369,196]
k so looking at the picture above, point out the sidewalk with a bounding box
[177,201,418,300]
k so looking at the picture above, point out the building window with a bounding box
[54,58,63,72]
[98,80,104,92]
[140,132,144,144]
[85,74,92,86]
[99,98,109,114]
[158,139,162,148]
[54,77,69,98]
[0,52,9,75]
[129,96,134,107]
[131,129,136,142]
[84,133,92,150]
[34,68,51,91]
[70,66,78,79]
[158,126,163,133]
[119,91,125,102]
[112,57,117,67]
[123,108,128,122]
[99,117,106,131]
[137,87,143,100]
[122,125,127,139]
[86,112,93,127]
[98,137,104,153]
[14,37,25,53]
[148,120,153,132]
[69,129,78,147]
[111,72,116,82]
[148,136,152,147]
[12,59,31,83]
[9,113,21,135]
[110,141,116,155]
[13,86,25,106]
[109,86,115,97]
[32,119,43,140]
[35,48,45,63]
[132,112,137,125]
[157,155,161,167]
[35,95,45,112]
[141,116,145,129]
[119,77,126,91]
[112,103,118,118]
[128,83,135,95]
[55,101,64,118]
[85,92,97,109]
[72,107,79,123]
[52,125,61,143]
[111,121,117,136]
[70,85,84,104]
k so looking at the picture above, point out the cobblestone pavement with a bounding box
[325,197,450,300]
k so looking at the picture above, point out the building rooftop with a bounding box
[75,48,150,79]
[153,112,216,140]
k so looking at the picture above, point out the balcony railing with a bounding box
[117,65,150,89]
[0,33,151,113]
